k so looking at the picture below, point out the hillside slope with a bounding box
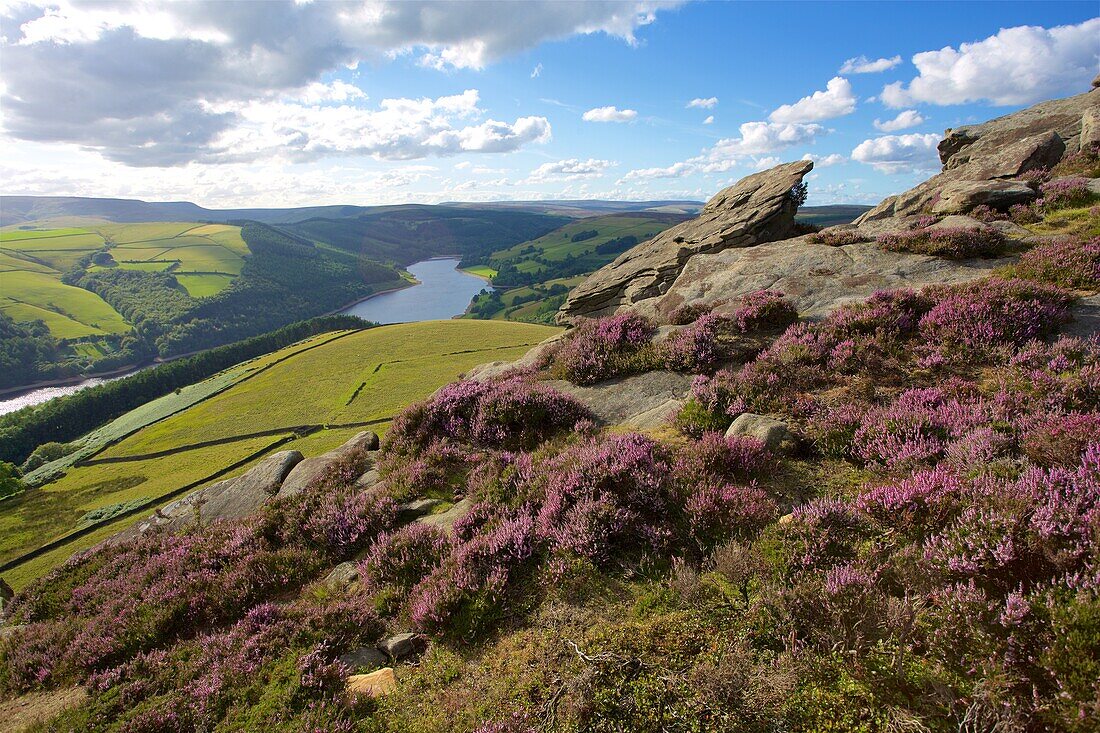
[2,87,1098,733]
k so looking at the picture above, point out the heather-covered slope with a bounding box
[2,90,1099,732]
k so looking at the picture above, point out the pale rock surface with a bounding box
[347,668,396,698]
[543,371,694,425]
[277,432,378,498]
[726,413,797,453]
[643,239,1005,321]
[558,160,814,321]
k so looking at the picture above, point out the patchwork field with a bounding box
[1,320,559,588]
[0,221,253,341]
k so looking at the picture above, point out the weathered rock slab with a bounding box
[726,413,796,453]
[619,398,684,431]
[559,160,813,321]
[379,632,421,660]
[340,646,389,671]
[323,561,360,591]
[277,432,378,498]
[930,180,1036,214]
[110,450,304,543]
[645,239,1005,321]
[544,371,694,425]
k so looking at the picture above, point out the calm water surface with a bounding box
[0,258,490,415]
[339,257,492,324]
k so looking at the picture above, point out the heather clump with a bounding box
[553,311,657,384]
[359,523,453,593]
[384,376,591,454]
[657,313,729,372]
[729,289,798,333]
[917,278,1072,355]
[806,228,869,246]
[1035,177,1096,212]
[877,226,1006,259]
[1014,236,1100,289]
[668,301,712,325]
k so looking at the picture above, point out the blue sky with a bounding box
[1,1,1097,208]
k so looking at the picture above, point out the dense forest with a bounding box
[0,315,370,466]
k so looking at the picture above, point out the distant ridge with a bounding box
[1,195,870,227]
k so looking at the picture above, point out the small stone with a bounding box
[355,468,381,488]
[398,498,442,518]
[378,632,420,660]
[323,561,360,591]
[340,646,389,671]
[347,668,396,698]
[726,413,796,454]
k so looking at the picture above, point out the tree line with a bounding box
[0,315,370,466]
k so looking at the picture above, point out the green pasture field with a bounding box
[0,227,91,241]
[0,434,283,585]
[5,321,557,587]
[177,273,236,297]
[0,221,253,336]
[0,250,58,275]
[0,270,132,337]
[491,215,674,274]
[460,265,498,279]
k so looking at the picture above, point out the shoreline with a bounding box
[324,276,419,317]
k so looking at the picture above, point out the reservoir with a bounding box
[0,258,492,416]
[338,257,492,324]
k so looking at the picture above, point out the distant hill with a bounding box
[441,199,705,217]
[0,195,704,227]
[795,204,874,227]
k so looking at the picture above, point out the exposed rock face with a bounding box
[930,180,1036,214]
[277,431,379,498]
[642,237,1006,322]
[323,562,360,591]
[543,371,694,425]
[726,413,796,454]
[859,88,1098,222]
[557,160,813,322]
[112,450,303,542]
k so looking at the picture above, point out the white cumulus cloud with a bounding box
[769,77,857,123]
[531,62,543,78]
[881,19,1100,107]
[874,109,925,132]
[582,105,638,122]
[851,132,941,173]
[687,96,718,109]
[525,158,616,182]
[702,115,714,125]
[0,0,680,166]
[839,55,902,74]
[802,152,846,167]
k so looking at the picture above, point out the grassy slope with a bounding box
[0,222,253,343]
[1,320,559,588]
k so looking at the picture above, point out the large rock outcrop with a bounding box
[110,450,303,543]
[857,87,1098,222]
[557,160,813,322]
[642,235,1008,321]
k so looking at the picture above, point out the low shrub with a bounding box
[658,313,729,372]
[668,302,712,325]
[1014,236,1100,289]
[554,312,657,384]
[806,228,869,246]
[1036,177,1096,212]
[877,226,1006,259]
[385,376,592,454]
[730,289,798,332]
